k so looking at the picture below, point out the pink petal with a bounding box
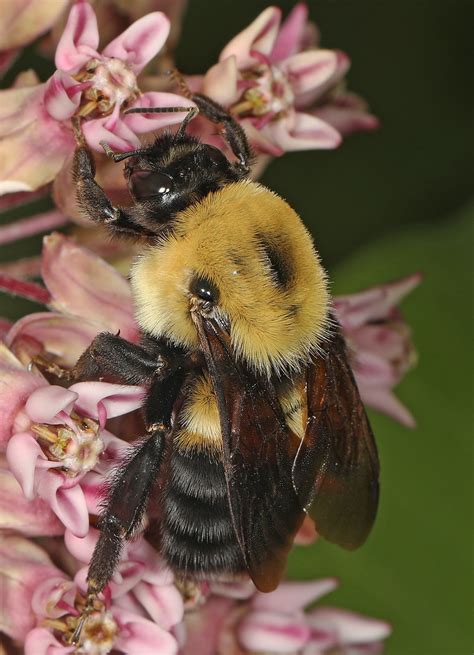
[0,84,40,138]
[31,577,77,619]
[210,580,255,600]
[25,628,74,655]
[0,210,68,247]
[238,610,310,653]
[357,385,416,428]
[123,92,198,133]
[353,351,398,388]
[64,526,96,562]
[41,233,137,340]
[36,473,89,537]
[70,381,144,425]
[220,7,282,69]
[252,579,338,613]
[43,70,82,121]
[181,595,236,655]
[267,111,341,151]
[0,0,69,51]
[125,539,173,586]
[102,12,170,75]
[0,462,63,536]
[240,118,285,157]
[270,3,309,62]
[352,324,410,363]
[82,112,140,152]
[281,50,338,98]
[308,607,391,644]
[133,581,184,629]
[55,0,100,72]
[0,536,61,641]
[313,103,380,136]
[202,58,240,107]
[96,429,128,472]
[6,312,101,368]
[6,432,47,499]
[113,608,178,655]
[80,469,106,515]
[0,88,74,194]
[295,50,351,110]
[0,186,49,213]
[25,385,78,422]
[0,348,44,444]
[333,274,422,329]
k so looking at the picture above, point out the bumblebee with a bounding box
[67,93,379,639]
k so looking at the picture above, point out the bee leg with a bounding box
[192,93,252,174]
[70,332,179,384]
[74,372,183,644]
[73,426,166,643]
[72,145,152,237]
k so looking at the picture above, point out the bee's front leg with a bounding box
[72,145,147,237]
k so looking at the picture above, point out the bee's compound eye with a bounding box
[129,170,174,200]
[189,276,220,304]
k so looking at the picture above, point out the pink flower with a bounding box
[192,4,378,157]
[333,273,422,427]
[66,528,183,629]
[6,382,141,536]
[1,340,143,535]
[0,534,66,642]
[182,579,391,655]
[17,534,182,654]
[0,454,63,537]
[0,1,194,194]
[3,232,138,370]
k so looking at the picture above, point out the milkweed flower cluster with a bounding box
[0,2,416,653]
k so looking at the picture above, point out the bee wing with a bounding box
[195,315,305,592]
[292,321,380,550]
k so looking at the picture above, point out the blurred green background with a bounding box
[1,1,472,654]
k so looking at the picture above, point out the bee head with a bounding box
[121,134,244,224]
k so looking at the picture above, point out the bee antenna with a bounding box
[123,105,199,140]
[168,68,194,100]
[99,141,143,162]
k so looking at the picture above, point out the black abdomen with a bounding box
[160,446,245,579]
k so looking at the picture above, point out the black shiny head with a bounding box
[94,94,253,238]
[123,133,244,223]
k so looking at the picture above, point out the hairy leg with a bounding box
[72,145,152,237]
[36,332,181,384]
[72,371,185,644]
[192,93,252,173]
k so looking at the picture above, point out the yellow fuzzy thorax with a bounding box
[174,372,307,453]
[130,180,329,376]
